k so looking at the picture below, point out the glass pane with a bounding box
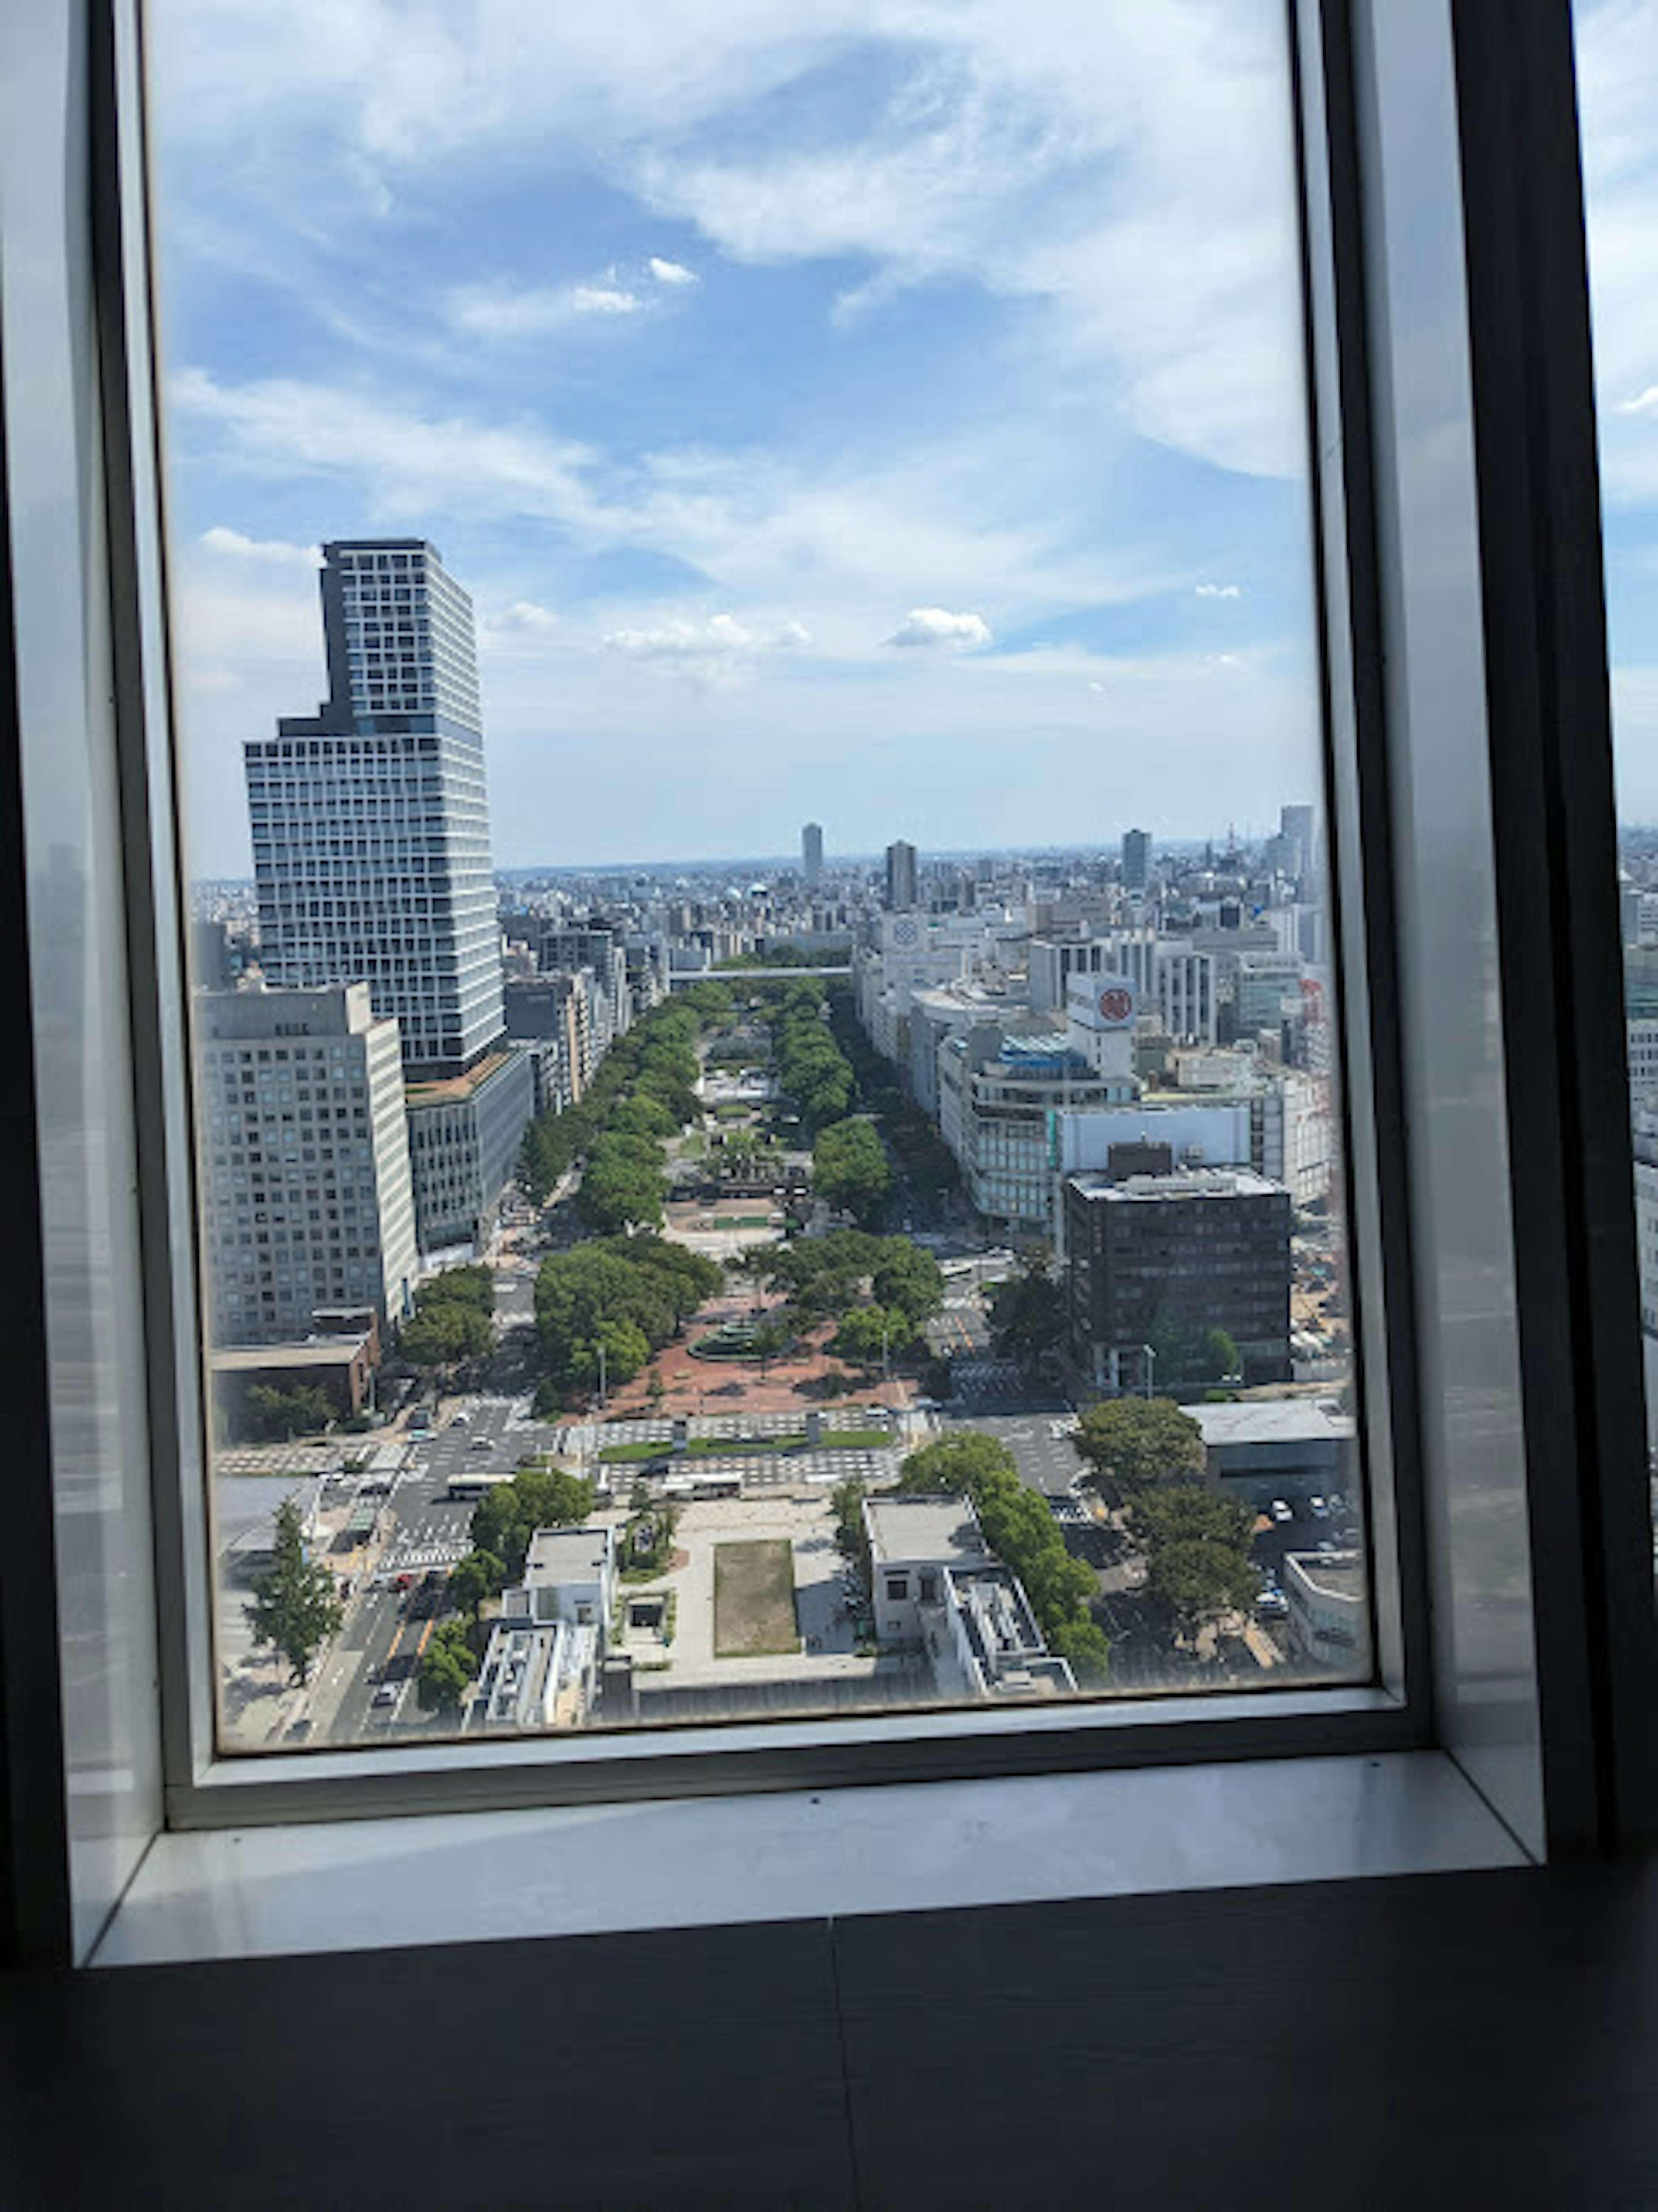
[1576,0,1658,1598]
[145,0,1371,1748]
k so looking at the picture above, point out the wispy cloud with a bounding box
[647,256,698,286]
[603,611,810,687]
[886,608,992,651]
[200,524,321,568]
[1195,581,1242,598]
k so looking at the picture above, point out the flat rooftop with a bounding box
[1285,1548,1367,1603]
[1068,1167,1282,1204]
[210,1339,368,1373]
[865,1496,986,1567]
[404,1050,510,1106]
[1190,1399,1355,1449]
[524,1525,614,1586]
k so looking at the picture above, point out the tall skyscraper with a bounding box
[802,821,824,888]
[884,838,918,911]
[246,539,503,1077]
[1121,827,1152,893]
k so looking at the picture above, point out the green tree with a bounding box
[870,1241,945,1326]
[831,1303,909,1373]
[400,1301,494,1371]
[244,1497,342,1687]
[1127,1488,1254,1554]
[449,1548,504,1621]
[1047,1616,1112,1687]
[897,1431,1020,1494]
[1073,1397,1206,1503]
[1145,1540,1260,1635]
[470,1464,595,1580]
[987,1248,1066,1369]
[813,1117,891,1224]
[1203,1327,1242,1382]
[829,1478,868,1560]
[244,1383,334,1441]
[417,1620,476,1714]
[577,1133,668,1234]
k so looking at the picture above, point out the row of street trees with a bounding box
[767,981,855,1132]
[1069,1398,1258,1638]
[519,983,732,1204]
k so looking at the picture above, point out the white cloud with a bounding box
[200,524,321,568]
[153,1,1310,480]
[886,607,992,651]
[1620,387,1658,418]
[570,284,645,316]
[171,367,606,532]
[603,611,810,686]
[647,256,698,286]
[445,281,645,338]
[1195,581,1242,599]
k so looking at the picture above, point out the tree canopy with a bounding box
[1127,1483,1259,1635]
[813,1117,892,1225]
[987,1248,1066,1370]
[1072,1397,1207,1501]
[400,1264,497,1371]
[244,1497,342,1687]
[535,1235,721,1392]
[417,1619,476,1714]
[469,1463,595,1581]
[576,1131,668,1234]
[244,1382,334,1441]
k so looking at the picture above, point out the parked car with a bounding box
[1270,1499,1293,1523]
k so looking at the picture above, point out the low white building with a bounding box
[474,1524,618,1731]
[863,1495,1076,1700]
[1283,1548,1370,1672]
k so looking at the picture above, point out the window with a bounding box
[2,0,1654,1968]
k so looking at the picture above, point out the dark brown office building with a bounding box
[1065,1168,1292,1392]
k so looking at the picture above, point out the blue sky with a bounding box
[150,1,1340,873]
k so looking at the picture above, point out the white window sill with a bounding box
[92,1749,1526,1968]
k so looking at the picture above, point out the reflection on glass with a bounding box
[1575,0,1658,1597]
[147,0,1369,1749]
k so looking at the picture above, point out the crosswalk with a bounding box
[379,1533,472,1575]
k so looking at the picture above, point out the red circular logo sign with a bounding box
[1097,987,1133,1022]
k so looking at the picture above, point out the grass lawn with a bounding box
[713,1540,799,1657]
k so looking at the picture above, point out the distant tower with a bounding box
[1121,827,1152,893]
[802,821,824,889]
[246,539,503,1077]
[1280,804,1316,883]
[884,839,919,911]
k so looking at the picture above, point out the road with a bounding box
[316,1385,566,1742]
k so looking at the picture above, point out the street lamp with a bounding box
[1141,1343,1156,1401]
[597,1337,608,1412]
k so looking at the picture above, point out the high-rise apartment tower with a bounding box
[802,821,824,889]
[1121,828,1152,893]
[246,540,503,1077]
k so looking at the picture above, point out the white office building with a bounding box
[195,982,416,1346]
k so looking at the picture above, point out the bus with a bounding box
[445,1469,516,1502]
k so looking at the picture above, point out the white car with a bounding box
[1270,1499,1293,1523]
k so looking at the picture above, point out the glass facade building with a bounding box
[246,541,504,1078]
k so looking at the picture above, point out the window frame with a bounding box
[2,0,1652,1962]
